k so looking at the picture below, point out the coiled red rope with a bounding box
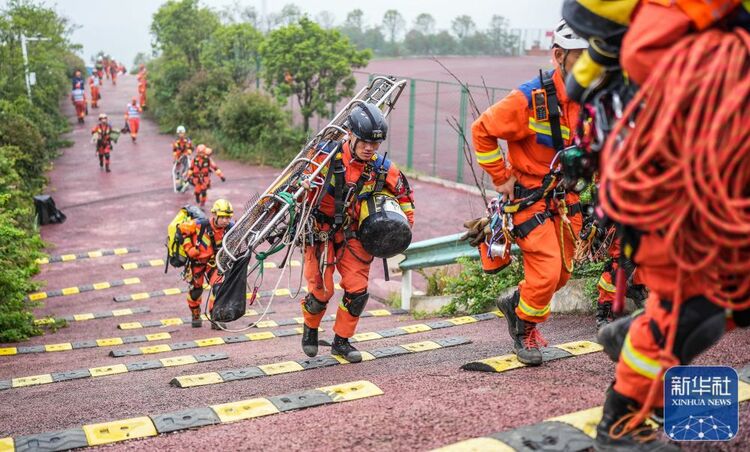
[600,27,750,432]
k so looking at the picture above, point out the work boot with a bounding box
[105,165,111,173]
[331,334,362,363]
[495,290,520,346]
[301,324,318,357]
[627,284,649,309]
[596,302,613,330]
[598,315,635,363]
[190,307,202,328]
[595,385,679,451]
[515,320,546,366]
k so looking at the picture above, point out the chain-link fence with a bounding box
[287,71,512,185]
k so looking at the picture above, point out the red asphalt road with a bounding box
[1,67,749,451]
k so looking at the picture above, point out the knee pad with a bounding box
[303,293,327,315]
[341,291,369,317]
[673,295,726,364]
[189,287,203,302]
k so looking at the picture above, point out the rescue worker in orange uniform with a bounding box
[88,72,101,109]
[593,236,647,329]
[91,113,114,172]
[181,199,234,328]
[173,125,193,161]
[560,0,750,449]
[124,97,142,143]
[137,64,147,109]
[188,145,225,207]
[300,103,415,362]
[471,19,586,366]
[71,82,87,124]
[109,59,118,85]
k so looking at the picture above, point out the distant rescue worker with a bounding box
[71,82,87,124]
[91,113,114,172]
[137,64,148,109]
[299,103,415,363]
[180,199,235,328]
[470,19,586,366]
[124,97,142,143]
[88,72,102,109]
[71,69,83,90]
[95,60,104,80]
[172,125,193,161]
[188,145,225,207]
[109,59,118,85]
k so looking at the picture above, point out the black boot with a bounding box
[190,307,202,328]
[598,315,634,363]
[105,164,111,173]
[627,284,649,309]
[596,302,613,330]
[301,324,318,357]
[496,290,544,365]
[331,334,362,363]
[595,385,679,451]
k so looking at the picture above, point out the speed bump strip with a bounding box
[0,332,172,356]
[26,278,141,301]
[460,340,601,373]
[36,247,139,265]
[170,336,471,388]
[434,365,750,451]
[7,380,382,450]
[117,308,407,330]
[122,258,301,270]
[0,353,228,391]
[113,310,497,358]
[113,284,342,302]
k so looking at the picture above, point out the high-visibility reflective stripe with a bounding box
[621,334,660,380]
[517,295,550,318]
[528,117,571,139]
[597,275,616,293]
[475,147,503,164]
[399,202,414,212]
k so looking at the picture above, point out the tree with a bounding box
[487,15,517,56]
[432,31,457,55]
[272,4,302,28]
[382,10,405,44]
[343,9,364,29]
[199,23,263,85]
[132,52,150,69]
[260,18,371,131]
[315,11,335,29]
[150,0,220,68]
[413,13,435,35]
[451,15,476,40]
[404,30,429,55]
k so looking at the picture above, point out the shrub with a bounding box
[440,256,524,315]
[173,69,234,130]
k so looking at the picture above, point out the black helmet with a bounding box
[348,103,388,142]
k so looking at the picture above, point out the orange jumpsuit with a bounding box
[71,84,87,122]
[109,61,117,85]
[124,103,142,141]
[472,67,583,324]
[88,75,101,108]
[173,137,192,161]
[91,123,113,170]
[611,0,747,408]
[302,141,415,338]
[180,218,231,311]
[189,154,224,207]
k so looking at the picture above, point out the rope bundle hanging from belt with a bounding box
[600,27,750,431]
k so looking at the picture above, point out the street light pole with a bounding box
[20,33,51,101]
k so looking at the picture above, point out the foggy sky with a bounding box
[4,0,565,68]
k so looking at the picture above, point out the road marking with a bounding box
[34,307,150,326]
[26,278,141,301]
[35,248,140,265]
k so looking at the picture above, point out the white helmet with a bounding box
[553,19,588,50]
[176,125,186,134]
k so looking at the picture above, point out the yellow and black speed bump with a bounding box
[117,308,407,330]
[460,340,603,373]
[121,258,301,270]
[112,284,340,303]
[0,352,227,391]
[171,336,470,388]
[27,278,141,302]
[34,307,150,326]
[433,364,750,452]
[0,332,172,356]
[110,312,500,358]
[0,380,382,450]
[36,247,139,265]
[117,309,276,330]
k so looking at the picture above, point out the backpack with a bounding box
[165,205,206,272]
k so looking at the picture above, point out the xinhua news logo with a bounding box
[664,366,739,441]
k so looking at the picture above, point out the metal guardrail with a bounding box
[398,233,519,310]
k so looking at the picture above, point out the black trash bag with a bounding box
[211,253,250,322]
[34,195,67,225]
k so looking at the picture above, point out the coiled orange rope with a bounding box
[600,27,750,431]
